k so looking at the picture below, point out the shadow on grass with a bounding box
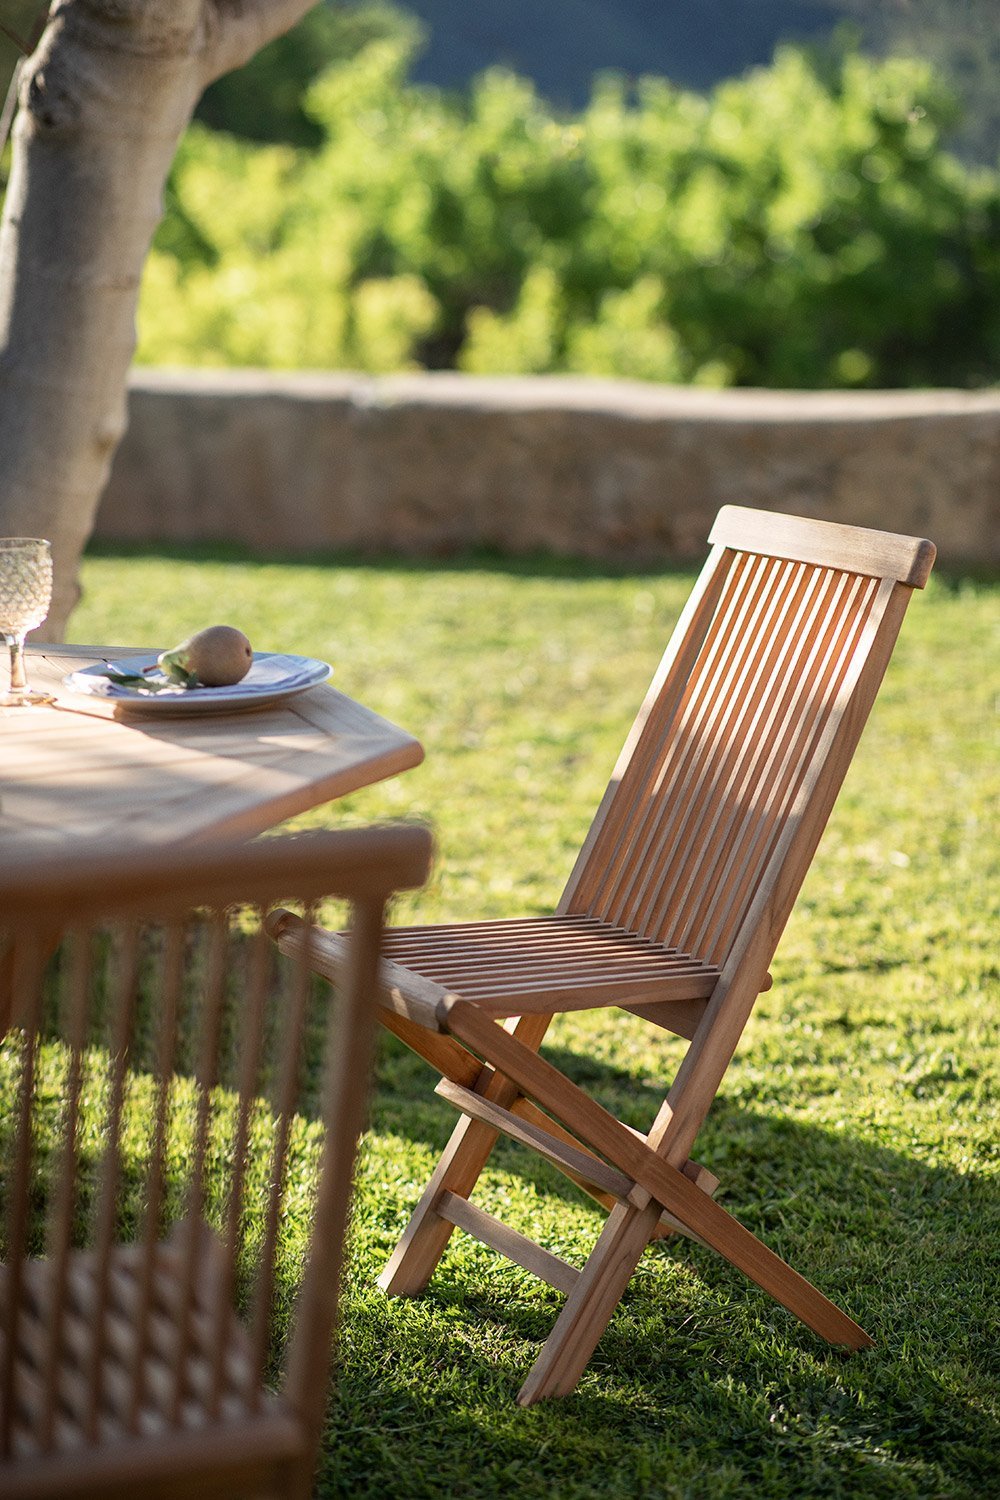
[325,1303,998,1500]
[372,1031,1000,1282]
[82,538,706,583]
[350,1032,999,1498]
[330,1197,998,1500]
[322,1326,997,1500]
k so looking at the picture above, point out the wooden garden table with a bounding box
[1,644,424,852]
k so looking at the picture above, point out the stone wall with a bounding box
[96,370,1000,568]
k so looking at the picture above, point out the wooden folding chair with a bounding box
[0,825,430,1499]
[272,505,936,1406]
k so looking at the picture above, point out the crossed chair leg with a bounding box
[376,1001,873,1407]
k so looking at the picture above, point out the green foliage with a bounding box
[69,547,999,1496]
[139,37,1000,387]
[194,1,422,148]
[838,0,1000,166]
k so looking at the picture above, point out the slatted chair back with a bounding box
[0,826,430,1500]
[563,505,935,1015]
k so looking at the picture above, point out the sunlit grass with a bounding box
[67,546,999,1499]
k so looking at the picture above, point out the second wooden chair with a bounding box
[273,505,935,1405]
[0,825,431,1499]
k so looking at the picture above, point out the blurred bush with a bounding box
[193,1,422,147]
[138,36,1000,388]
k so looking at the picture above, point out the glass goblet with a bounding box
[0,538,54,706]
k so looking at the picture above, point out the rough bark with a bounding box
[0,0,319,634]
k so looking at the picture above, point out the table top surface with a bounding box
[1,645,424,852]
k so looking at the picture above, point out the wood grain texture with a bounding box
[435,1078,639,1204]
[382,914,720,1015]
[445,1001,872,1349]
[709,504,936,586]
[1,645,423,852]
[435,1192,580,1296]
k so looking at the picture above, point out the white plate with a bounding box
[63,653,332,716]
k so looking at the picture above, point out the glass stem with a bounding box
[8,633,27,692]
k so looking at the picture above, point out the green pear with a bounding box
[158,625,253,687]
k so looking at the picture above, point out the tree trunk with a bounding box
[0,0,319,635]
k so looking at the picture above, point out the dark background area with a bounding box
[396,0,852,104]
[2,2,997,163]
[0,0,45,99]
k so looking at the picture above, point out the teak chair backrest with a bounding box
[0,826,430,1500]
[561,505,934,1039]
[569,506,935,949]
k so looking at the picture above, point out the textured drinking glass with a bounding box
[0,538,53,706]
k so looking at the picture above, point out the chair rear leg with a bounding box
[517,1199,661,1405]
[380,1013,553,1297]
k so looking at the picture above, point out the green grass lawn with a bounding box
[69,546,998,1499]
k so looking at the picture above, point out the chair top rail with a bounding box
[709,505,936,588]
[0,825,432,921]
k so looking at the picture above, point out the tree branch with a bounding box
[0,21,31,54]
[202,0,320,86]
[1,6,54,157]
[0,61,24,157]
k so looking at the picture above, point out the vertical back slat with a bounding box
[169,911,230,1427]
[209,913,273,1417]
[248,904,316,1401]
[0,932,49,1458]
[129,919,186,1434]
[571,543,897,972]
[653,563,842,947]
[562,543,734,916]
[85,923,141,1442]
[635,560,828,945]
[614,555,809,937]
[40,928,94,1451]
[583,549,755,921]
[282,897,385,1487]
[689,573,879,961]
[663,567,870,959]
[604,552,783,929]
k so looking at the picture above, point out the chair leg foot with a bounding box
[651,1173,874,1351]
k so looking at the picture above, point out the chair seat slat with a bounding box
[379,915,719,1012]
[418,958,715,987]
[383,913,610,939]
[381,953,696,985]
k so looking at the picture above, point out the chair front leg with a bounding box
[379,1011,553,1296]
[380,1109,506,1295]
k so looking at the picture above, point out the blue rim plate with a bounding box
[63,652,333,716]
